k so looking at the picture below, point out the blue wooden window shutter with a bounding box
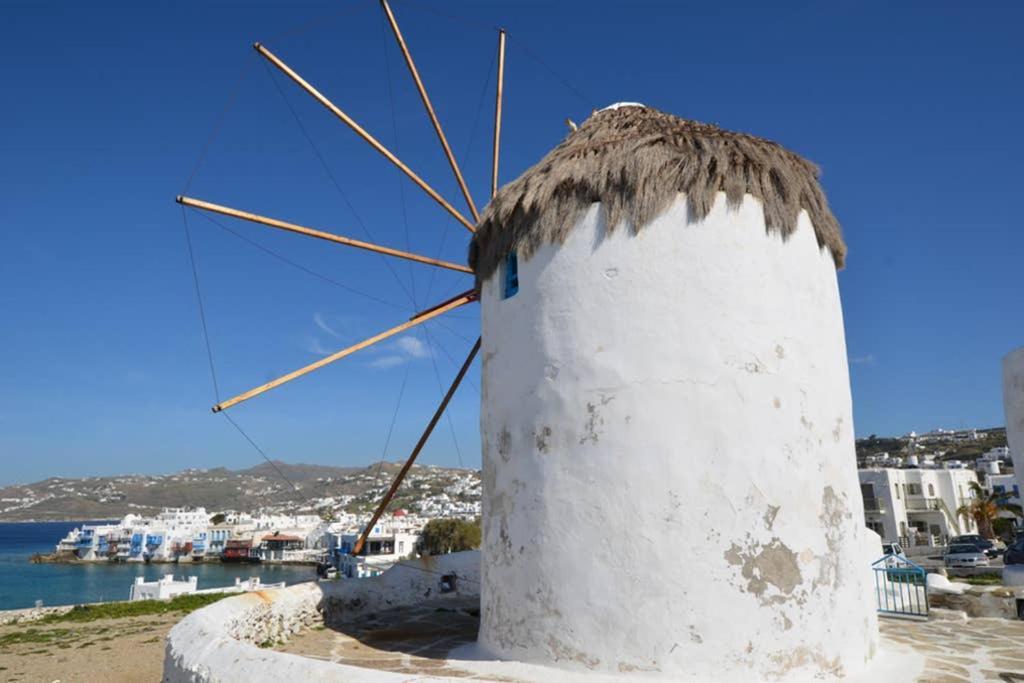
[503,252,519,298]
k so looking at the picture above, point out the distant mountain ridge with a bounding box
[0,461,481,522]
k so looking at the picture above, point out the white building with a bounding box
[985,472,1021,506]
[470,104,877,679]
[329,512,423,578]
[129,574,284,601]
[53,508,329,563]
[983,446,1011,462]
[130,574,198,601]
[859,467,979,546]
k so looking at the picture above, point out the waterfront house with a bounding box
[207,524,235,556]
[330,515,423,578]
[190,531,208,560]
[259,533,305,562]
[222,538,260,563]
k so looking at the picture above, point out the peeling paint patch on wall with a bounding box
[725,537,802,605]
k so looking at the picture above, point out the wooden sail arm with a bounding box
[177,195,472,274]
[408,289,479,321]
[491,29,506,199]
[254,42,476,234]
[212,291,477,413]
[352,337,481,556]
[380,0,479,222]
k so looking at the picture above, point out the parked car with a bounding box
[1005,538,1024,565]
[944,544,990,568]
[949,534,998,557]
[881,542,905,558]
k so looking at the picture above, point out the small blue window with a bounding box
[503,252,519,298]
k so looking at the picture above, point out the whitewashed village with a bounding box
[38,428,1023,599]
[43,465,482,586]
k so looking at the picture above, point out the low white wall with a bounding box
[926,572,1022,619]
[163,551,480,683]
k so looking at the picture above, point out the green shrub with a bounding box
[37,592,232,624]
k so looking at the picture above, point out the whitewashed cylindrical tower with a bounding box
[470,105,878,680]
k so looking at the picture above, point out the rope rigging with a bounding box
[421,325,466,467]
[192,209,408,311]
[180,0,600,530]
[260,57,418,306]
[381,7,420,309]
[420,36,497,308]
[181,207,301,493]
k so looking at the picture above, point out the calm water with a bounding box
[0,521,318,610]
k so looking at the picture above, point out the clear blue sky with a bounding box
[1,1,1022,485]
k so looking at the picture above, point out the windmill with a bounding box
[177,4,881,677]
[176,0,505,557]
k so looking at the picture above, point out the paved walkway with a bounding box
[880,616,1024,682]
[279,597,491,679]
[278,603,1024,681]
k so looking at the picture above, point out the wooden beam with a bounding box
[408,288,478,320]
[177,195,472,274]
[380,0,479,223]
[212,293,476,413]
[254,42,476,233]
[352,337,481,556]
[491,29,506,199]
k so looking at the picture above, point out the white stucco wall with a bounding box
[163,552,481,683]
[478,193,879,680]
[1004,349,1024,499]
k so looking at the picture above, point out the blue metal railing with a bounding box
[871,553,928,618]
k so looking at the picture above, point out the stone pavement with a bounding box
[278,596,494,679]
[278,600,1024,681]
[880,616,1024,682]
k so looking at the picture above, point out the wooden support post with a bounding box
[491,29,506,199]
[254,42,476,233]
[212,292,476,413]
[177,195,472,274]
[380,0,479,223]
[352,337,481,556]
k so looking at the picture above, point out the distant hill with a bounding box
[855,427,1007,463]
[234,461,367,482]
[0,461,480,522]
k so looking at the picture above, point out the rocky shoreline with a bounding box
[29,551,317,566]
[0,602,77,625]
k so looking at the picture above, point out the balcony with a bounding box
[863,499,887,514]
[904,497,942,513]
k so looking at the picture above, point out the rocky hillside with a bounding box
[0,462,481,522]
[856,427,1007,464]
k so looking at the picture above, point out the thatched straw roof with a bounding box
[469,105,845,283]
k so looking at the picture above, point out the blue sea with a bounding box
[0,521,318,611]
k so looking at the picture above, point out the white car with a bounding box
[944,544,990,568]
[880,542,907,568]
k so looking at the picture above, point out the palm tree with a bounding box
[956,481,1023,539]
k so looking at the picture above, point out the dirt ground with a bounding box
[0,612,177,682]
